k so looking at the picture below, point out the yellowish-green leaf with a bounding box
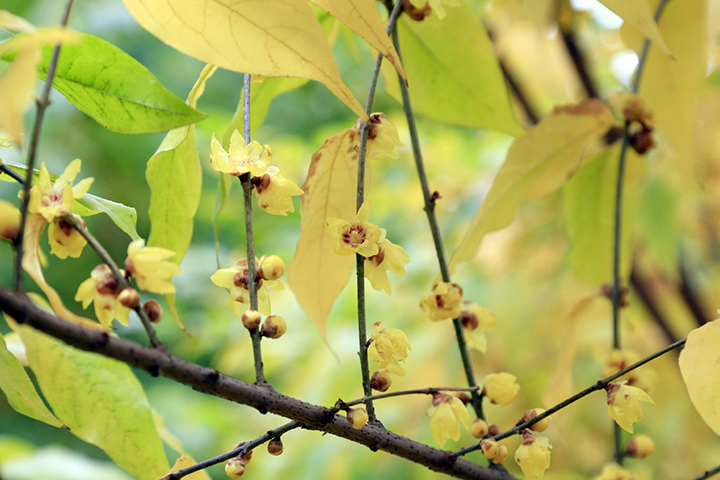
[152,409,185,455]
[562,146,645,285]
[638,176,678,273]
[0,332,63,428]
[309,0,405,80]
[287,127,364,343]
[679,320,720,437]
[121,0,367,120]
[18,325,169,480]
[598,0,671,56]
[167,454,212,480]
[448,100,614,271]
[381,0,523,136]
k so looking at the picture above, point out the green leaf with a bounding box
[0,332,63,428]
[561,146,644,285]
[18,325,169,480]
[638,176,678,273]
[2,33,207,134]
[679,320,720,436]
[448,100,615,271]
[381,0,523,136]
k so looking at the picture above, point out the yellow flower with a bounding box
[515,433,552,478]
[426,393,469,447]
[75,264,130,327]
[602,349,643,386]
[209,129,269,177]
[419,282,463,322]
[364,113,403,162]
[253,165,303,216]
[483,372,520,405]
[408,0,460,18]
[124,239,182,294]
[0,200,20,242]
[626,434,654,459]
[593,463,635,480]
[48,214,87,259]
[606,381,654,433]
[459,301,496,352]
[27,159,93,222]
[326,200,382,257]
[211,257,283,316]
[364,230,410,295]
[367,321,411,377]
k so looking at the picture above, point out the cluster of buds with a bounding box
[210,129,303,216]
[211,255,286,317]
[480,438,508,465]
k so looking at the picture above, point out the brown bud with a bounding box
[267,438,284,456]
[225,457,245,478]
[142,300,163,323]
[118,288,140,309]
[370,370,392,392]
[488,424,500,436]
[260,315,287,339]
[480,439,499,460]
[630,127,655,155]
[242,310,262,330]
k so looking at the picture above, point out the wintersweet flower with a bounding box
[252,165,303,215]
[606,381,654,433]
[602,349,642,386]
[48,214,87,259]
[408,0,460,19]
[458,301,496,352]
[211,257,283,316]
[483,372,520,405]
[27,159,93,222]
[426,393,470,447]
[124,239,182,294]
[367,321,411,377]
[75,264,130,327]
[362,113,403,162]
[419,282,463,321]
[515,432,552,478]
[593,463,635,480]
[209,129,269,177]
[326,201,382,257]
[364,230,410,295]
[0,200,20,242]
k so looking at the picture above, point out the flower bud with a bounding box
[118,288,140,309]
[523,408,550,433]
[483,373,520,406]
[470,418,489,438]
[626,434,654,458]
[242,449,253,464]
[267,437,284,456]
[260,315,287,339]
[481,439,500,460]
[347,406,368,429]
[242,310,262,330]
[258,255,285,281]
[488,423,500,436]
[492,443,508,464]
[225,457,245,478]
[95,269,120,295]
[0,200,21,242]
[142,300,163,323]
[370,370,393,392]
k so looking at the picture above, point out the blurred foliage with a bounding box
[2,0,720,480]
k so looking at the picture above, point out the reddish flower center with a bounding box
[342,224,367,247]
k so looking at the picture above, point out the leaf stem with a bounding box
[13,0,75,292]
[390,16,483,421]
[162,421,300,480]
[453,336,686,457]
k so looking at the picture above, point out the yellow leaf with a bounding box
[0,10,36,32]
[287,127,366,344]
[448,99,614,271]
[121,0,367,120]
[679,320,720,437]
[21,214,108,331]
[167,454,212,480]
[309,0,406,81]
[598,0,671,56]
[0,45,39,142]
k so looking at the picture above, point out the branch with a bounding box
[693,465,720,480]
[0,287,515,480]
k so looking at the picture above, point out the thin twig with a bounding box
[678,255,711,326]
[629,266,680,345]
[339,386,481,410]
[391,14,483,420]
[453,337,686,457]
[0,163,26,183]
[163,421,300,480]
[692,465,720,480]
[13,0,75,292]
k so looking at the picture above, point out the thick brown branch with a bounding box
[0,287,514,480]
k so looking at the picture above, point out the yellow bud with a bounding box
[626,434,654,458]
[260,315,287,339]
[347,406,368,429]
[481,439,499,460]
[370,370,393,392]
[525,408,550,433]
[259,255,285,281]
[242,310,262,330]
[225,458,245,478]
[118,288,140,309]
[470,418,489,438]
[492,444,508,464]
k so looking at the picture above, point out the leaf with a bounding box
[309,0,405,80]
[287,127,363,343]
[598,0,671,56]
[18,324,170,480]
[638,176,678,273]
[381,0,523,136]
[121,0,367,120]
[21,214,108,331]
[562,146,645,285]
[448,99,615,271]
[0,332,63,428]
[0,44,38,142]
[166,454,212,480]
[152,410,185,455]
[679,320,720,437]
[2,33,207,134]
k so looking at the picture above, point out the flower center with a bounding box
[342,224,367,247]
